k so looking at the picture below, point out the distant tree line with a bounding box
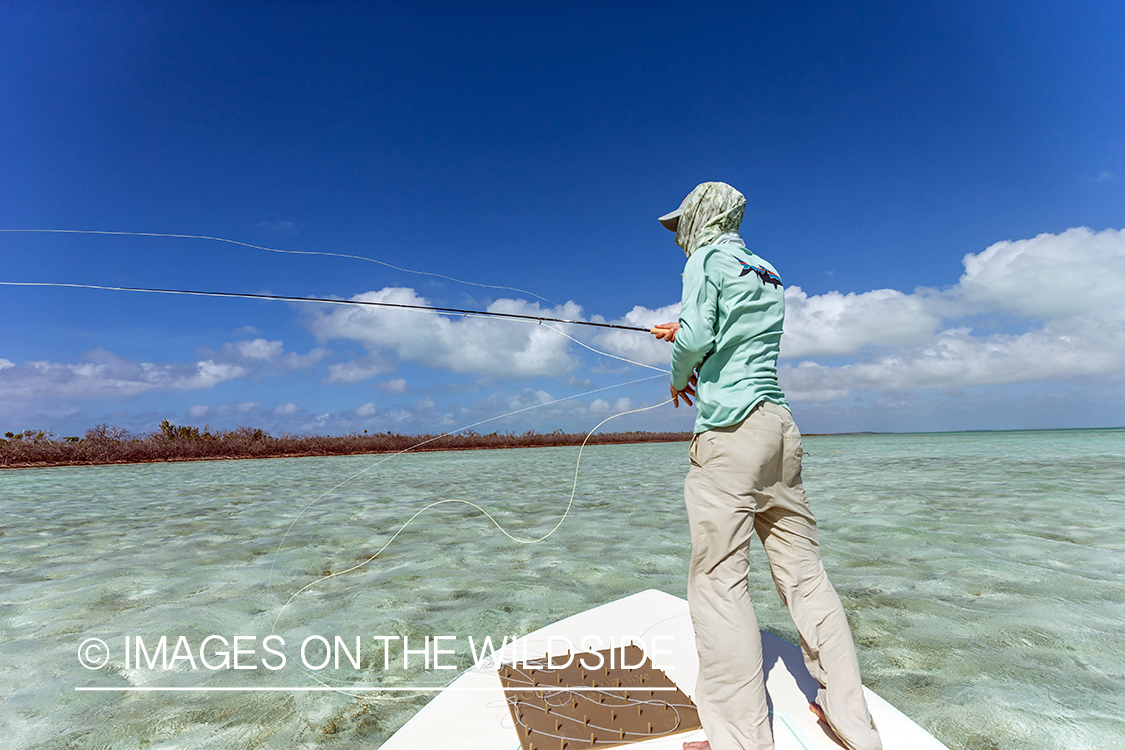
[0,421,692,469]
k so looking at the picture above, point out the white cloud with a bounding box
[274,402,300,415]
[376,377,411,394]
[954,227,1125,318]
[187,361,244,389]
[355,402,378,417]
[781,287,939,358]
[188,405,210,418]
[209,338,328,371]
[278,350,329,369]
[305,288,584,378]
[325,355,394,385]
[590,397,634,414]
[230,338,284,360]
[782,308,1125,402]
[0,348,247,402]
[0,335,327,407]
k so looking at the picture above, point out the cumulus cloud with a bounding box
[0,348,247,403]
[777,228,1125,402]
[590,397,634,414]
[0,337,327,406]
[376,377,412,394]
[325,355,394,385]
[781,287,939,358]
[782,308,1125,402]
[229,338,283,360]
[205,338,328,372]
[305,288,584,378]
[954,227,1125,318]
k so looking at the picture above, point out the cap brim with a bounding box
[658,208,682,232]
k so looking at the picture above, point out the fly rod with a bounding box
[0,281,659,333]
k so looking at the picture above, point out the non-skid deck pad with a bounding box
[499,644,701,750]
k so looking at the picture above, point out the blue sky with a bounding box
[1,1,1123,437]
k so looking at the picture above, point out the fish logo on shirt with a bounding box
[732,256,782,287]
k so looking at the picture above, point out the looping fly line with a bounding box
[0,228,555,303]
[269,396,674,634]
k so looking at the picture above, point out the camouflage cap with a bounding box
[659,182,746,258]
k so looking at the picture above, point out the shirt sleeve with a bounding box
[671,250,718,390]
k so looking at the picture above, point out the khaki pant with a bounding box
[685,401,881,750]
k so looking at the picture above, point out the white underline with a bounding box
[75,686,679,693]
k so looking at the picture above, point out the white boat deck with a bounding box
[382,589,948,750]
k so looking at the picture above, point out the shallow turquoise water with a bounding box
[1,429,1123,749]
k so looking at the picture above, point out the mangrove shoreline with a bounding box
[0,422,693,470]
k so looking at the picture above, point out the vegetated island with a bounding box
[0,421,694,470]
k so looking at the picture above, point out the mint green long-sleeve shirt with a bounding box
[671,241,789,433]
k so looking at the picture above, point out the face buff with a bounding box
[673,182,747,258]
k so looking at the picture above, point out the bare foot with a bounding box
[809,703,847,749]
[682,742,710,750]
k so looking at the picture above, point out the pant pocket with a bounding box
[691,431,717,467]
